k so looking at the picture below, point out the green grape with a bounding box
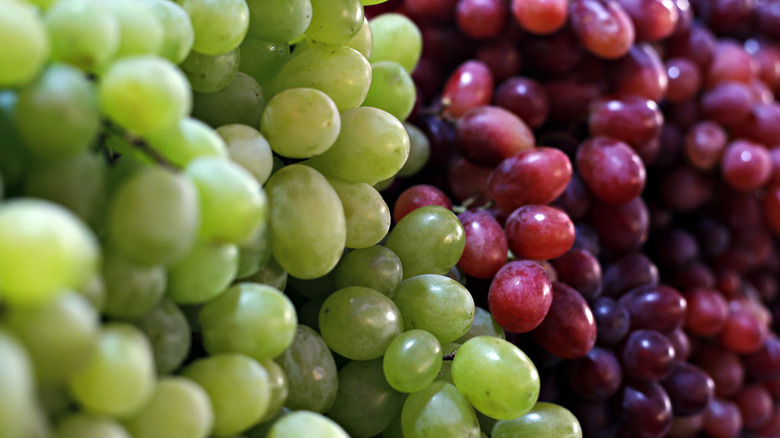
[0,0,49,87]
[177,0,249,55]
[362,0,388,4]
[452,337,540,421]
[476,410,499,436]
[374,176,395,192]
[238,37,290,95]
[67,324,156,418]
[104,0,163,58]
[200,283,297,362]
[131,299,191,375]
[166,242,238,304]
[106,166,199,266]
[55,414,131,438]
[392,274,475,344]
[217,124,274,184]
[397,123,430,177]
[492,402,582,438]
[45,0,119,72]
[327,177,390,249]
[245,256,288,291]
[15,64,100,157]
[235,225,272,279]
[333,245,402,297]
[347,16,373,58]
[102,252,166,319]
[185,156,268,244]
[180,49,240,93]
[298,297,326,332]
[305,0,364,45]
[370,13,422,73]
[362,61,415,121]
[79,275,107,313]
[146,117,228,167]
[99,56,191,135]
[456,307,505,344]
[121,377,214,438]
[319,286,403,360]
[245,0,312,43]
[181,354,270,436]
[265,164,346,279]
[244,408,288,438]
[193,72,265,127]
[274,325,338,413]
[383,330,442,393]
[435,343,460,385]
[0,330,39,438]
[0,92,31,195]
[0,199,98,307]
[384,206,465,279]
[306,107,409,184]
[6,293,99,384]
[275,45,371,111]
[381,416,403,438]
[260,360,289,422]
[288,271,337,299]
[261,88,341,158]
[401,381,480,438]
[327,358,406,438]
[268,411,348,438]
[140,0,194,64]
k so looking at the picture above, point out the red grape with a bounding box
[532,281,597,359]
[505,205,576,261]
[511,0,568,35]
[455,105,535,166]
[393,185,452,223]
[494,77,549,129]
[442,60,494,117]
[617,0,679,41]
[488,260,553,333]
[455,0,508,40]
[570,0,636,60]
[456,209,507,279]
[577,136,647,204]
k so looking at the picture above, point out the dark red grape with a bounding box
[734,384,774,430]
[447,157,492,207]
[588,96,663,152]
[666,414,703,438]
[764,184,780,237]
[494,77,549,129]
[611,43,668,102]
[673,262,716,292]
[661,361,715,416]
[732,103,780,147]
[743,337,780,381]
[576,136,646,204]
[475,40,521,83]
[521,30,584,76]
[456,209,507,279]
[593,297,631,346]
[565,347,622,401]
[488,260,553,333]
[403,0,459,22]
[616,382,673,438]
[683,120,727,170]
[552,172,591,220]
[551,248,602,299]
[442,60,494,117]
[455,0,508,40]
[455,105,535,166]
[684,288,729,336]
[702,0,754,37]
[693,346,745,398]
[617,0,679,41]
[666,57,702,103]
[655,229,699,269]
[603,253,660,298]
[511,0,568,35]
[754,405,780,437]
[621,329,676,383]
[706,41,757,88]
[393,185,452,223]
[702,398,742,438]
[570,0,635,60]
[659,167,714,213]
[532,281,597,359]
[721,139,773,191]
[505,205,576,261]
[666,24,716,70]
[699,81,753,126]
[667,328,691,362]
[619,283,687,334]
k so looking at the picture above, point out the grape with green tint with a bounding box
[385,206,466,279]
[369,13,422,73]
[362,61,416,121]
[140,0,194,64]
[435,342,460,385]
[268,411,348,438]
[327,358,406,437]
[305,0,364,45]
[181,354,270,436]
[383,329,442,393]
[0,330,39,438]
[456,307,505,343]
[319,286,403,360]
[67,324,156,418]
[334,245,403,297]
[246,0,312,43]
[348,16,373,58]
[177,0,249,55]
[103,0,163,58]
[288,271,337,299]
[45,0,119,72]
[200,283,297,362]
[265,164,346,279]
[401,381,480,438]
[131,299,191,375]
[246,256,288,291]
[452,337,541,420]
[0,91,33,193]
[121,377,214,438]
[55,415,131,438]
[235,225,272,279]
[99,56,191,135]
[180,49,240,93]
[146,117,228,167]
[217,124,274,184]
[238,37,290,94]
[298,297,326,331]
[397,123,430,177]
[275,45,371,111]
[106,167,199,266]
[491,402,582,438]
[0,199,98,307]
[102,252,166,318]
[260,360,289,421]
[274,325,338,413]
[382,417,404,438]
[0,0,49,86]
[166,241,237,304]
[193,72,265,127]
[392,274,475,344]
[362,0,389,4]
[306,107,410,184]
[327,177,391,248]
[261,88,341,158]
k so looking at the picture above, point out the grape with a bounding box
[494,77,550,129]
[238,38,291,94]
[457,210,507,280]
[177,0,249,55]
[617,383,673,438]
[55,415,131,438]
[146,117,228,167]
[268,411,348,438]
[383,329,443,393]
[0,0,48,86]
[217,124,274,184]
[442,61,494,118]
[488,147,572,213]
[333,245,403,297]
[570,0,635,59]
[288,272,337,299]
[398,123,431,178]
[489,260,552,333]
[347,16,373,58]
[261,88,341,158]
[505,205,576,261]
[306,0,364,45]
[593,297,631,346]
[492,402,582,438]
[621,329,676,383]
[246,0,313,43]
[327,177,391,248]
[576,136,646,204]
[141,0,194,64]
[101,252,165,319]
[370,13,422,73]
[245,256,288,291]
[401,381,480,438]
[393,185,452,223]
[179,49,241,94]
[456,106,535,167]
[721,140,772,192]
[511,0,568,35]
[619,284,687,333]
[0,330,40,438]
[193,72,265,128]
[45,0,119,72]
[104,0,163,58]
[362,61,416,121]
[130,299,191,375]
[260,360,289,422]
[456,307,505,343]
[166,242,238,304]
[531,282,597,359]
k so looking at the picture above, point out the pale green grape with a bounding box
[140,0,194,63]
[146,117,228,167]
[265,164,346,279]
[6,293,99,384]
[15,64,100,157]
[268,411,348,438]
[245,0,312,43]
[347,16,373,58]
[260,360,289,422]
[456,307,505,343]
[180,49,240,93]
[305,0,364,45]
[435,343,460,385]
[274,325,338,413]
[181,354,270,436]
[79,275,107,313]
[385,206,465,279]
[333,245,402,297]
[288,272,336,299]
[327,177,390,249]
[383,330,442,393]
[362,61,415,121]
[193,72,265,127]
[0,330,39,438]
[245,256,288,291]
[327,358,406,438]
[370,13,422,73]
[104,0,163,58]
[401,381,480,438]
[45,0,119,72]
[236,225,272,279]
[166,242,238,304]
[55,415,130,438]
[452,337,540,421]
[200,283,297,362]
[0,0,49,86]
[177,0,249,55]
[392,274,475,344]
[217,124,274,185]
[238,37,290,94]
[0,199,98,307]
[102,252,166,318]
[121,377,214,438]
[492,402,582,438]
[298,297,326,332]
[99,56,191,135]
[397,123,430,177]
[67,324,156,418]
[319,286,403,360]
[131,299,191,375]
[261,88,340,158]
[275,45,371,111]
[106,166,199,266]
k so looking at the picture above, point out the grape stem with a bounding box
[443,350,457,361]
[101,122,181,170]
